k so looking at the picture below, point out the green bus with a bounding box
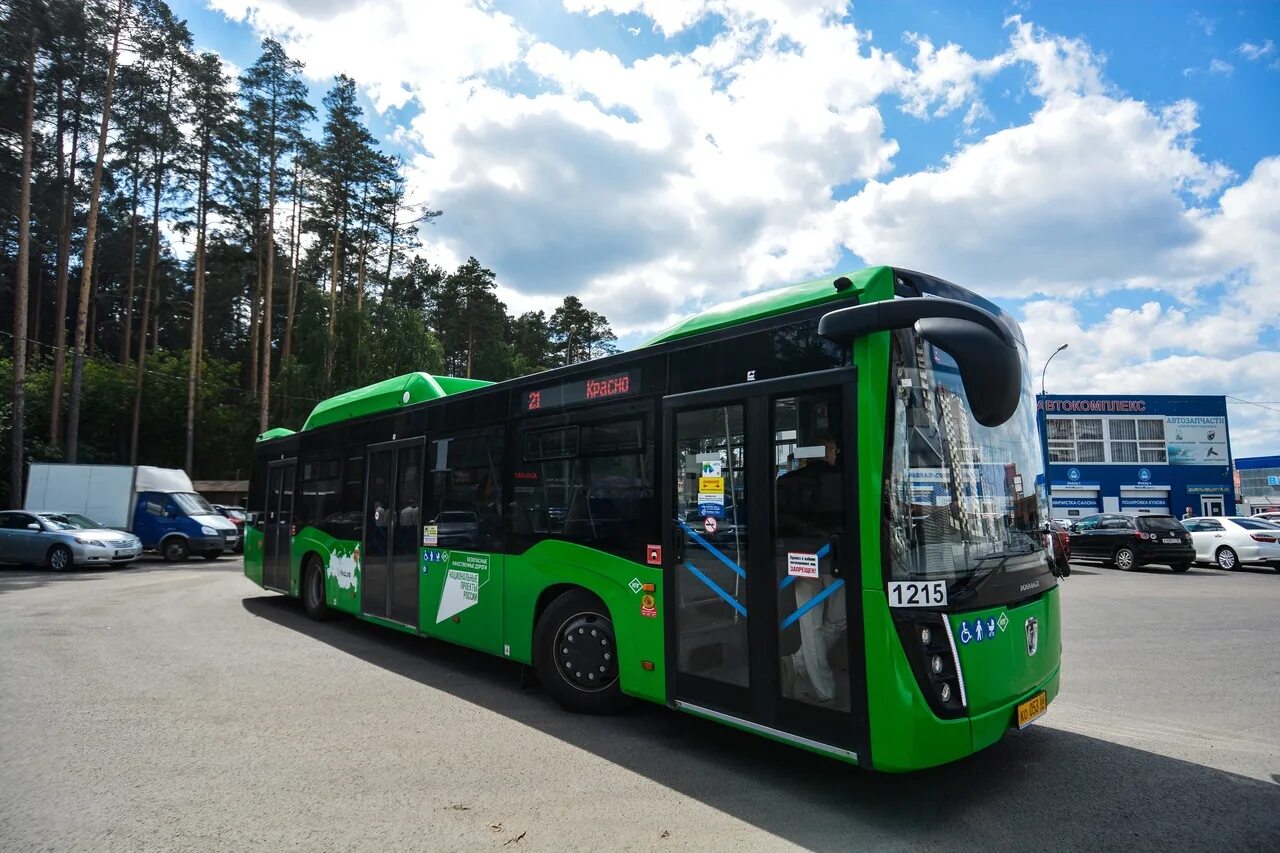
[245,266,1062,771]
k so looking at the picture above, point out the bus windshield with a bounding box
[885,331,1050,590]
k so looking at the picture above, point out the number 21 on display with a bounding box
[888,581,947,607]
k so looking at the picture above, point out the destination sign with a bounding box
[522,369,638,412]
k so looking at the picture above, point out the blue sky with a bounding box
[175,0,1279,454]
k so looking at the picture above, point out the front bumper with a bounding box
[72,542,143,565]
[190,534,231,554]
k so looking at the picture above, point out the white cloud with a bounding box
[207,2,1280,455]
[1237,39,1276,61]
[1208,58,1234,76]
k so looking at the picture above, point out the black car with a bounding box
[1068,513,1195,572]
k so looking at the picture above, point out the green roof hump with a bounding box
[642,266,894,347]
[256,427,296,442]
[301,372,494,432]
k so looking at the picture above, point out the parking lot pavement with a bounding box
[0,556,1277,851]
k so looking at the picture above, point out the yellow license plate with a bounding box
[1016,691,1047,729]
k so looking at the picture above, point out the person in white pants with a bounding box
[789,566,847,701]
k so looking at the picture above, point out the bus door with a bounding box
[663,367,865,759]
[362,438,425,627]
[262,458,296,592]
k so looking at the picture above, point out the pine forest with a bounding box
[0,0,621,504]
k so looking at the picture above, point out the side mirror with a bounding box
[27,523,42,531]
[818,296,1022,427]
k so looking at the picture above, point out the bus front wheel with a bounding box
[534,589,627,715]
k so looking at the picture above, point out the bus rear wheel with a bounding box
[302,556,334,621]
[534,589,626,715]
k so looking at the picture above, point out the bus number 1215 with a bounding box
[887,581,948,608]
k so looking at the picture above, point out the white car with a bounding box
[1181,516,1280,571]
[1253,511,1280,525]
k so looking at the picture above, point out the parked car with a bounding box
[1068,513,1195,572]
[1049,520,1072,575]
[1253,511,1280,525]
[1182,516,1280,571]
[212,505,247,553]
[0,510,143,570]
[25,464,237,561]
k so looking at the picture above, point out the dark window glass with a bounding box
[301,452,346,538]
[510,415,655,560]
[1137,516,1182,532]
[425,426,505,552]
[524,426,580,461]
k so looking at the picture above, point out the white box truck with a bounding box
[25,464,238,561]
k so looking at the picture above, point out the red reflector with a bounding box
[641,660,654,671]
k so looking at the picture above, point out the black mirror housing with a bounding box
[818,296,1024,427]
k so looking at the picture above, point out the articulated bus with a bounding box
[246,266,1063,771]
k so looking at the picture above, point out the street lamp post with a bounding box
[1039,344,1068,514]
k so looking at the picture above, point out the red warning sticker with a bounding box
[640,594,657,618]
[646,544,662,565]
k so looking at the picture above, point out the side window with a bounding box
[301,455,342,536]
[425,426,505,552]
[1200,519,1224,531]
[1182,520,1200,532]
[510,413,655,560]
[11,513,39,529]
[145,500,164,517]
[1075,516,1098,531]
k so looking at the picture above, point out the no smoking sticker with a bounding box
[703,517,718,534]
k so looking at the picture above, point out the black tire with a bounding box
[202,552,221,561]
[302,556,334,621]
[46,544,73,572]
[1113,546,1137,571]
[534,589,627,714]
[1215,547,1238,571]
[1171,562,1191,573]
[161,537,189,563]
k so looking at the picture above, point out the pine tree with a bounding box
[66,0,127,463]
[241,38,313,431]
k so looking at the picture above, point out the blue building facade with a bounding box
[1236,455,1280,514]
[1039,394,1236,520]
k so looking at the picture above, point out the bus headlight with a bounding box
[940,683,952,702]
[931,655,944,675]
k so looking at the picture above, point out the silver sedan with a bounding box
[0,511,143,570]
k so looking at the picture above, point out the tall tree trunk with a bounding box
[186,178,207,473]
[50,73,83,449]
[67,0,124,463]
[120,132,143,362]
[129,61,176,465]
[324,207,342,386]
[10,27,36,505]
[281,160,303,419]
[248,221,261,395]
[258,106,280,432]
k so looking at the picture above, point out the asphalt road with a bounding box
[0,556,1277,851]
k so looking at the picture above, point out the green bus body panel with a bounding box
[864,587,1063,772]
[256,427,296,442]
[642,266,893,346]
[245,528,666,705]
[503,540,665,704]
[300,372,494,432]
[243,527,263,585]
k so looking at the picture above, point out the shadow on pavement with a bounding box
[0,557,243,594]
[243,595,1279,850]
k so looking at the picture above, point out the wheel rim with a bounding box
[51,549,68,570]
[166,542,183,560]
[1218,549,1236,569]
[1116,550,1134,570]
[555,612,619,692]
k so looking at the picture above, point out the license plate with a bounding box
[1016,691,1047,729]
[114,549,131,558]
[1162,537,1180,544]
